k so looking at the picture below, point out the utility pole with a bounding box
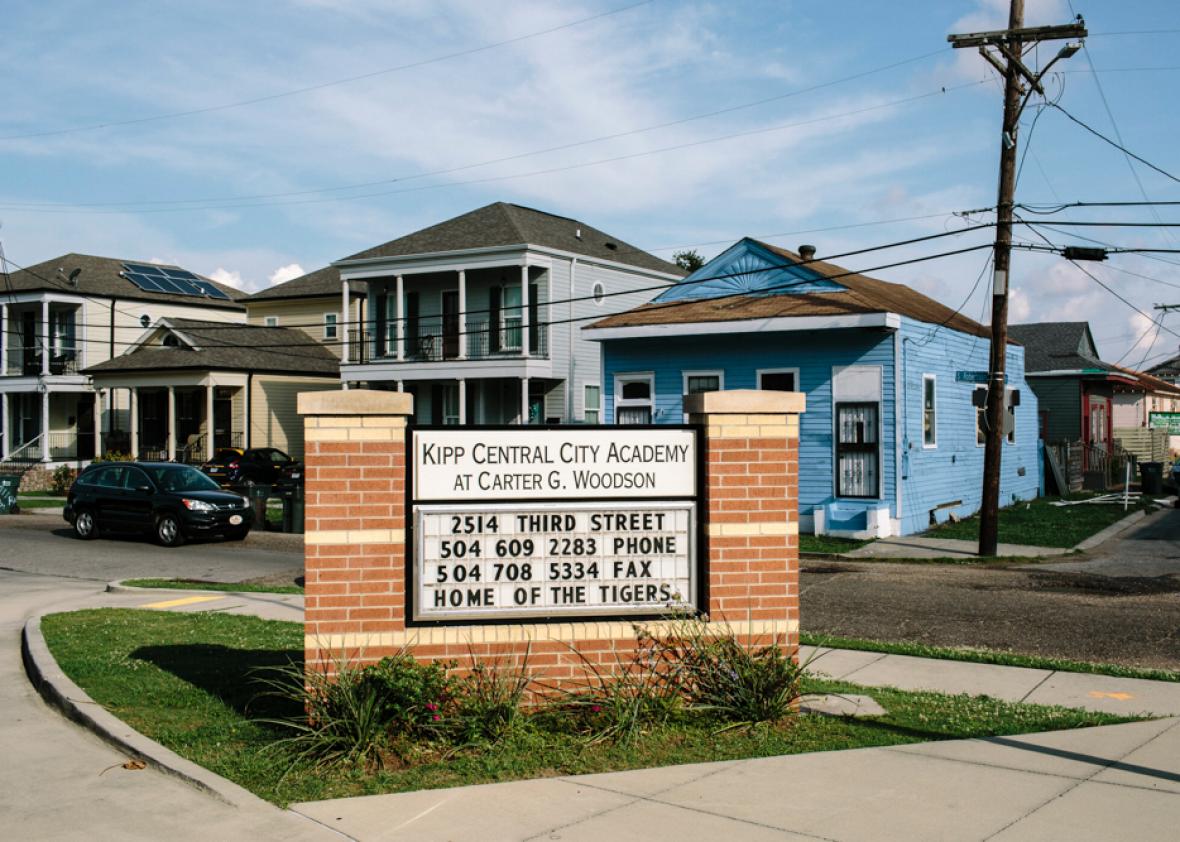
[949,2,1086,556]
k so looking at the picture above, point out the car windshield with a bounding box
[146,465,223,493]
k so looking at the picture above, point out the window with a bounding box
[758,368,798,392]
[1006,388,1017,444]
[836,402,879,498]
[923,374,937,447]
[323,313,338,340]
[501,286,522,350]
[584,384,601,424]
[975,387,987,445]
[615,373,654,424]
[264,316,278,327]
[682,370,723,420]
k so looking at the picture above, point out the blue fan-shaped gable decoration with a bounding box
[656,238,847,302]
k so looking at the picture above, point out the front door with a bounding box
[76,397,96,460]
[20,311,39,375]
[214,397,233,450]
[442,291,460,359]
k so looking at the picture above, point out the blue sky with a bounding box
[2,0,1178,365]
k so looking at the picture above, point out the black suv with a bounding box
[64,462,253,547]
[202,447,302,489]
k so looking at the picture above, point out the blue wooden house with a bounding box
[584,238,1039,537]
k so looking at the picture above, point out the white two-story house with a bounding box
[337,203,684,424]
[1,253,246,467]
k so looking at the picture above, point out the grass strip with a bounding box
[42,609,1138,806]
[121,578,304,594]
[798,534,872,555]
[921,493,1154,548]
[801,632,1180,683]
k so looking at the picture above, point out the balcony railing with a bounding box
[3,347,78,376]
[347,318,549,364]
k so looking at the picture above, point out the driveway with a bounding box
[801,508,1180,671]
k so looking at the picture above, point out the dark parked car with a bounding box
[64,462,253,547]
[201,447,302,489]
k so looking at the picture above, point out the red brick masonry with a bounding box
[298,389,804,682]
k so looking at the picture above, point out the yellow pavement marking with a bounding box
[1088,691,1135,701]
[140,595,225,610]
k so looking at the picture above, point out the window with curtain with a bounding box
[836,402,879,498]
[923,375,937,447]
[616,376,653,424]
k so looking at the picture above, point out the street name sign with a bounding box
[410,427,699,623]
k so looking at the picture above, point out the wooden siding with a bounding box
[246,296,361,360]
[602,327,898,526]
[896,317,1039,535]
[250,375,338,458]
[1028,377,1081,442]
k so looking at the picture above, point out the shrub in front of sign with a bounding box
[449,650,533,744]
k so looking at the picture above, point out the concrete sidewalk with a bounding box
[26,582,1180,840]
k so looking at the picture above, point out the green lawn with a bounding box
[41,609,1138,806]
[799,534,872,555]
[921,493,1153,548]
[15,494,67,510]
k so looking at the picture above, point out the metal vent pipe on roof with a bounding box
[799,244,816,260]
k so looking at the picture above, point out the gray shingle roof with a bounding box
[341,202,684,275]
[1008,322,1111,374]
[245,265,341,301]
[589,241,1003,341]
[3,253,247,309]
[84,318,339,376]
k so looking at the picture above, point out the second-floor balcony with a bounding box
[4,346,80,377]
[348,318,548,365]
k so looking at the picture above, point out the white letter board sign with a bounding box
[410,428,699,623]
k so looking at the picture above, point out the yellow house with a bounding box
[244,265,363,360]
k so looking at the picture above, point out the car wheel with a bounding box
[155,513,186,547]
[73,509,98,540]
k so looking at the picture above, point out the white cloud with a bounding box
[208,267,245,291]
[269,263,305,286]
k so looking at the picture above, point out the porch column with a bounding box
[395,275,405,361]
[93,390,103,459]
[458,378,466,425]
[520,265,530,359]
[240,385,249,450]
[341,278,350,366]
[457,270,467,360]
[40,389,50,461]
[0,302,7,376]
[521,377,529,425]
[1,392,8,459]
[41,299,50,376]
[129,388,139,458]
[396,380,403,392]
[205,382,215,460]
[166,386,176,461]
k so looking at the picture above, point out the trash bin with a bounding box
[1140,461,1164,496]
[0,476,19,514]
[280,482,304,534]
[248,484,272,531]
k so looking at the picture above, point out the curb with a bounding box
[21,610,273,811]
[1074,508,1148,552]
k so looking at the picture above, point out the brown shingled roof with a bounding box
[588,240,998,340]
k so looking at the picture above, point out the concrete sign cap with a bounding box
[683,389,805,415]
[298,389,414,416]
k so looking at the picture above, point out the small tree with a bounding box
[672,250,705,272]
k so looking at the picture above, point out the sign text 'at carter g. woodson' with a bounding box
[413,428,696,500]
[410,428,699,622]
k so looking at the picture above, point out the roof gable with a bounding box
[246,265,340,301]
[1008,322,1109,373]
[340,202,682,275]
[655,238,846,302]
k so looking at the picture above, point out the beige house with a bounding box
[244,265,363,359]
[1,253,246,465]
[85,318,339,461]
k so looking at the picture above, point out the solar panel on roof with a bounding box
[192,280,231,300]
[124,262,165,275]
[152,276,191,294]
[125,272,168,293]
[161,268,200,281]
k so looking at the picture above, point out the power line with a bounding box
[0,1,656,142]
[1049,101,1180,185]
[0,48,950,211]
[0,78,989,216]
[1,223,998,337]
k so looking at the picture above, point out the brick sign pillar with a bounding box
[685,389,804,649]
[299,388,804,679]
